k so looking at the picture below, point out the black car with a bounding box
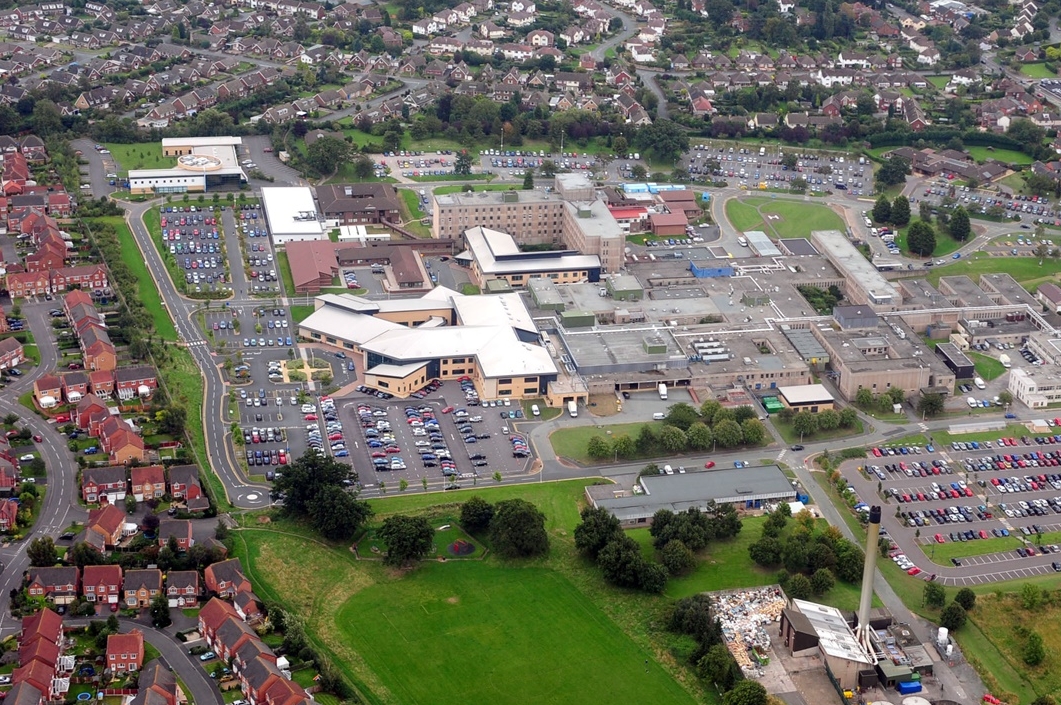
[790,444,804,451]
[469,453,486,460]
[621,391,631,399]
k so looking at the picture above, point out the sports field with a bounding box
[724,197,844,238]
[337,565,695,705]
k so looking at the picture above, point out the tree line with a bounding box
[587,402,768,461]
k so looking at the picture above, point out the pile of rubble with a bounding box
[713,586,787,670]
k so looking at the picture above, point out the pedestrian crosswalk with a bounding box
[918,422,929,432]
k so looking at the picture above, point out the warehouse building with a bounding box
[585,465,795,526]
[128,137,246,195]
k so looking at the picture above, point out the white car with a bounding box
[19,454,34,461]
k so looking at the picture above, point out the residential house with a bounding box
[157,519,193,551]
[85,503,126,547]
[0,498,16,530]
[0,337,24,370]
[204,558,252,598]
[165,571,199,608]
[130,465,165,502]
[32,374,60,407]
[62,372,89,403]
[168,465,203,504]
[27,567,80,605]
[214,616,258,661]
[82,564,122,606]
[130,660,178,705]
[98,416,145,465]
[198,597,239,645]
[106,629,144,673]
[234,590,263,623]
[81,465,127,505]
[115,366,158,401]
[123,569,163,608]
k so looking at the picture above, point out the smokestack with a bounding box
[857,505,881,648]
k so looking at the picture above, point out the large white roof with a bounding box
[778,384,834,405]
[792,599,874,665]
[261,187,325,237]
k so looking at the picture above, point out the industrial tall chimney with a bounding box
[856,505,882,650]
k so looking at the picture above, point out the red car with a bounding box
[385,446,401,453]
[54,414,70,423]
[441,406,454,414]
[304,414,318,421]
[872,448,882,457]
[935,534,945,543]
[907,567,921,576]
[328,433,343,441]
[32,435,42,443]
[371,451,386,458]
[704,461,715,469]
[964,487,974,497]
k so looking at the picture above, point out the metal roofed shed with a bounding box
[586,465,795,525]
[743,230,781,257]
[606,274,643,301]
[261,187,326,244]
[788,599,877,692]
[782,328,830,367]
[935,342,974,379]
[527,278,566,311]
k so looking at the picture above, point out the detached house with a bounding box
[165,571,199,608]
[130,465,165,502]
[82,564,122,606]
[204,558,252,598]
[27,566,80,605]
[123,569,163,608]
[81,465,127,505]
[106,629,144,673]
[157,519,193,551]
[198,597,239,645]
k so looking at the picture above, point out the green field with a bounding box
[921,531,1061,562]
[275,251,296,296]
[290,305,315,323]
[337,566,695,705]
[96,215,178,341]
[923,252,1061,286]
[969,351,1006,381]
[725,197,844,239]
[398,189,424,219]
[771,417,864,445]
[893,221,963,258]
[926,75,950,89]
[232,481,710,705]
[104,143,173,174]
[965,146,1036,165]
[549,422,662,463]
[1020,62,1057,79]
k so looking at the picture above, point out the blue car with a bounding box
[953,252,961,259]
[285,337,293,346]
[335,450,349,457]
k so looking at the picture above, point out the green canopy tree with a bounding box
[891,195,911,226]
[926,583,947,609]
[872,194,892,223]
[377,515,435,567]
[490,499,549,558]
[460,496,495,534]
[950,206,971,241]
[723,679,769,705]
[574,506,623,560]
[907,220,937,256]
[713,419,743,448]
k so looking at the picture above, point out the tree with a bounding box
[792,411,819,439]
[574,506,623,559]
[999,390,1013,407]
[631,164,647,180]
[150,591,172,628]
[661,539,695,575]
[658,425,688,453]
[872,195,892,224]
[596,535,645,588]
[699,399,722,420]
[950,206,971,241]
[713,419,743,448]
[920,581,946,607]
[635,119,689,162]
[308,487,372,541]
[807,543,837,573]
[954,587,976,611]
[891,196,911,226]
[1024,632,1046,666]
[155,405,187,436]
[723,679,769,705]
[31,100,62,136]
[352,155,375,180]
[908,220,937,256]
[875,154,910,189]
[664,402,700,431]
[28,536,56,567]
[1021,582,1042,609]
[811,568,836,595]
[748,536,783,566]
[460,496,495,534]
[816,409,840,431]
[686,422,714,451]
[613,434,636,459]
[489,499,549,558]
[781,153,799,169]
[522,170,534,190]
[637,562,668,593]
[787,573,813,599]
[454,150,472,175]
[377,515,435,567]
[838,407,858,428]
[68,542,105,568]
[918,393,945,417]
[587,435,611,459]
[939,601,967,630]
[306,136,353,176]
[920,200,934,222]
[697,643,741,689]
[740,419,766,445]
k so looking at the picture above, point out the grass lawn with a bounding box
[969,351,1006,381]
[1000,172,1027,193]
[894,220,963,258]
[398,189,424,219]
[771,417,863,445]
[549,422,660,463]
[232,481,707,705]
[459,283,480,295]
[356,515,484,560]
[434,184,516,196]
[1020,62,1057,79]
[522,398,562,421]
[926,75,950,89]
[290,305,315,323]
[105,143,173,174]
[964,591,1061,704]
[93,216,178,342]
[928,423,1031,446]
[924,252,1061,286]
[965,146,1036,166]
[919,532,1056,563]
[724,199,764,232]
[275,251,296,297]
[408,173,492,182]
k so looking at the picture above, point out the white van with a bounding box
[737,236,748,247]
[663,464,674,475]
[531,404,540,417]
[652,412,666,420]
[967,396,977,408]
[974,377,986,390]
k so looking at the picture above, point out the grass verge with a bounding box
[96,216,177,341]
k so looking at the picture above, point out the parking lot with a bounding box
[158,204,232,295]
[682,144,869,195]
[336,383,533,490]
[841,438,1061,583]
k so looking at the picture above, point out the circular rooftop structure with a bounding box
[177,153,224,171]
